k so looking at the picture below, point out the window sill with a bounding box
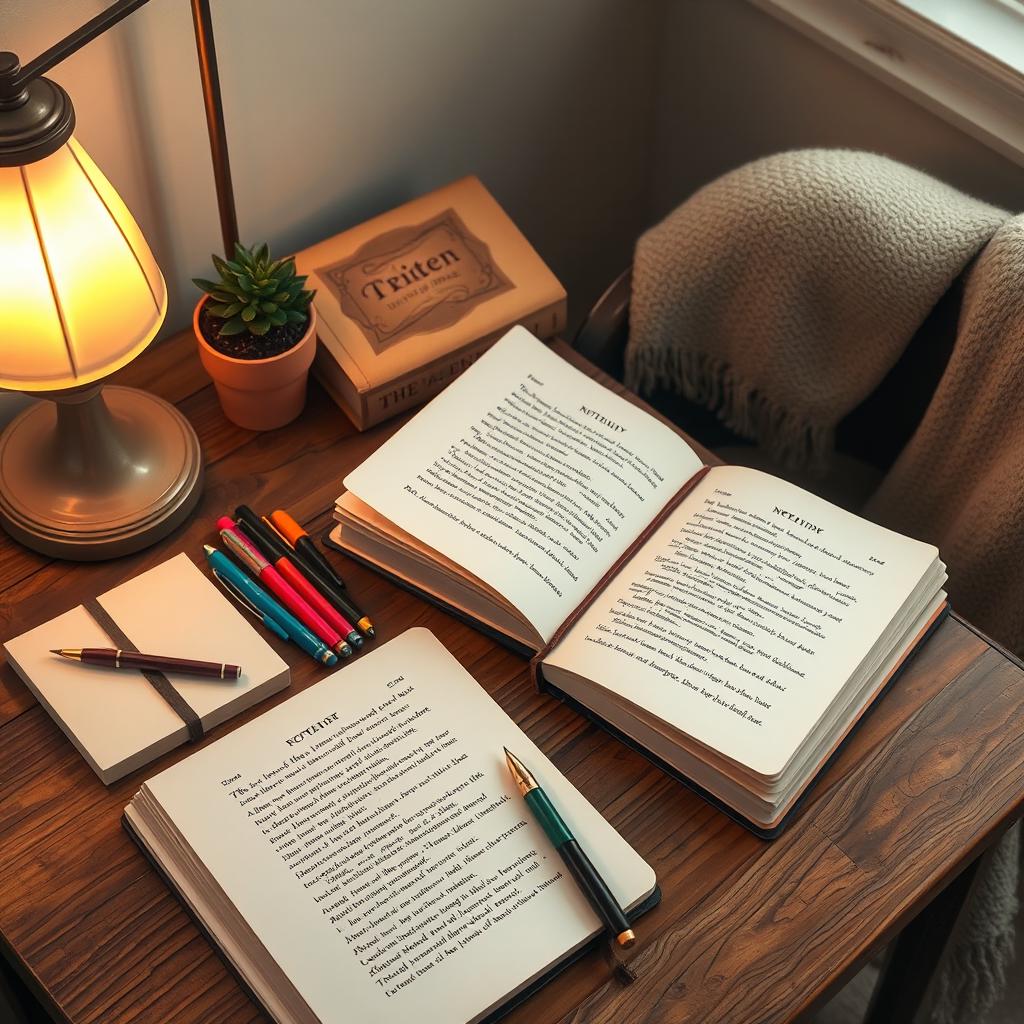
[749,0,1024,167]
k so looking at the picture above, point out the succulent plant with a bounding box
[193,242,315,338]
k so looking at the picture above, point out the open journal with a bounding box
[330,327,948,836]
[124,629,657,1024]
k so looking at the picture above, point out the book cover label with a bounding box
[318,209,513,353]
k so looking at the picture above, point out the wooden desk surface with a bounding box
[1,332,1023,1024]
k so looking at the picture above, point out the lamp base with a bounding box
[0,385,203,560]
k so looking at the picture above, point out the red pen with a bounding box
[232,505,363,649]
[217,517,352,658]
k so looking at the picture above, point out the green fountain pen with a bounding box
[503,747,635,948]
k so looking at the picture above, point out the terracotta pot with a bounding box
[193,297,317,431]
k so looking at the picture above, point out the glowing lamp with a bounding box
[0,139,166,390]
[0,44,202,558]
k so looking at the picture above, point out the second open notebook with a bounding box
[330,327,948,836]
[124,628,657,1024]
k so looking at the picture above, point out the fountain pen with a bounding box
[504,747,635,948]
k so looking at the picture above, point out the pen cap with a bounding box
[269,510,305,548]
[270,509,347,592]
[261,614,290,641]
[209,562,289,640]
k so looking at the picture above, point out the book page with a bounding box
[343,327,703,643]
[137,629,654,1024]
[545,465,940,777]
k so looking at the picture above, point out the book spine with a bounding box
[520,295,568,341]
[530,464,713,693]
[312,344,370,430]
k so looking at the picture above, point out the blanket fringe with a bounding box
[625,345,834,472]
[929,930,1017,1024]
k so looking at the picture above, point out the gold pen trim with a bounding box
[503,747,538,796]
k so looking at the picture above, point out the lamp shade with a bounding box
[0,137,166,391]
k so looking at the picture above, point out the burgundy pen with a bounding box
[51,648,241,679]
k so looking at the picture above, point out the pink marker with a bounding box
[216,516,351,657]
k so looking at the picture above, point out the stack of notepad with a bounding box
[4,553,290,783]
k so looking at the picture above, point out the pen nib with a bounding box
[504,747,537,795]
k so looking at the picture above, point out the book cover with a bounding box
[294,176,566,429]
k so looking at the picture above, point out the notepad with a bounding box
[124,628,657,1024]
[4,552,290,784]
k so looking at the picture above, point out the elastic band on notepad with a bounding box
[531,465,712,691]
[84,598,204,743]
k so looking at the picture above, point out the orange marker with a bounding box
[270,509,375,638]
[234,506,362,648]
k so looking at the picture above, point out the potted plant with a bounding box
[192,242,317,431]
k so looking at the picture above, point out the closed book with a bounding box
[294,176,566,430]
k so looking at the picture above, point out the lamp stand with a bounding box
[0,386,202,559]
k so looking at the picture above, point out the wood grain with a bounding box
[0,333,1021,1024]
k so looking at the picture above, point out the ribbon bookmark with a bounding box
[83,598,204,742]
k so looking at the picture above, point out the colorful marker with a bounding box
[204,545,337,667]
[264,511,375,638]
[269,508,347,591]
[234,506,362,649]
[217,517,352,658]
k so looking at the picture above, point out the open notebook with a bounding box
[124,628,657,1024]
[329,327,948,836]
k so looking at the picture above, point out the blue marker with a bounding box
[203,544,338,667]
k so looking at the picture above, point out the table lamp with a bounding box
[0,2,209,559]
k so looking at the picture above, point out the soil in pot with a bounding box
[198,305,308,360]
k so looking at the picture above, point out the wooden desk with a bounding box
[1,332,1023,1024]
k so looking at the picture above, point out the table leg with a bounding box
[863,854,985,1024]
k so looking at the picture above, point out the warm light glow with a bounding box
[0,138,166,391]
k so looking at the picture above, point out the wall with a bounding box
[6,0,1024,341]
[651,0,1024,222]
[4,0,668,335]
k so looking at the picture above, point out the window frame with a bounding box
[749,0,1024,167]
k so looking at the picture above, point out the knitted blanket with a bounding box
[625,149,1020,1022]
[866,215,1024,655]
[627,147,1010,463]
